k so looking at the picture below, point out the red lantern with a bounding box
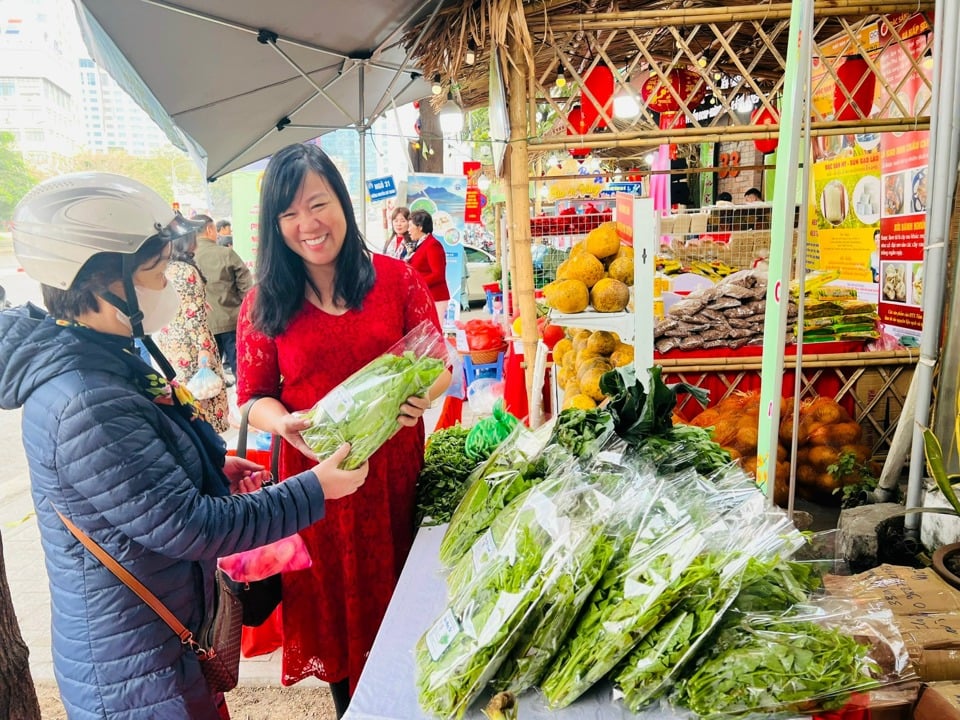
[751,106,779,154]
[833,56,876,121]
[567,105,591,160]
[641,69,707,113]
[581,63,615,130]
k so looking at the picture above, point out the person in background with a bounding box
[407,209,450,322]
[236,143,450,718]
[382,205,410,259]
[216,219,233,247]
[0,171,368,720]
[154,231,231,433]
[744,187,763,203]
[716,191,734,204]
[192,215,253,385]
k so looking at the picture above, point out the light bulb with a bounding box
[613,92,641,119]
[438,93,464,135]
[431,74,442,95]
[465,49,476,65]
[555,71,566,89]
[477,174,491,191]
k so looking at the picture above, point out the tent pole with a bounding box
[905,0,960,535]
[359,64,368,240]
[755,0,813,505]
[504,38,538,418]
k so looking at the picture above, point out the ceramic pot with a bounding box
[932,542,960,590]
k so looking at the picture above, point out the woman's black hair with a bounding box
[252,143,375,337]
[171,232,205,282]
[42,236,170,321]
[409,209,433,234]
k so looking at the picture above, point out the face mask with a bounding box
[116,283,180,335]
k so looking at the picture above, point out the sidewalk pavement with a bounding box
[2,391,460,686]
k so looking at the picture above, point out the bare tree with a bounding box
[0,532,41,720]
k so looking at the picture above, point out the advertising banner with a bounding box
[231,168,265,268]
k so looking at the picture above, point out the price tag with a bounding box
[472,530,498,572]
[319,385,355,423]
[425,608,461,661]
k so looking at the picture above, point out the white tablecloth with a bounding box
[344,525,658,720]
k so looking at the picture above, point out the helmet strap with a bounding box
[100,255,177,381]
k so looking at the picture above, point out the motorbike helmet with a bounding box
[12,171,200,290]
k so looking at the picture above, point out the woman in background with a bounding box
[407,209,449,321]
[382,205,411,259]
[155,232,231,432]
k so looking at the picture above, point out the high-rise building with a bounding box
[0,0,84,170]
[78,56,171,156]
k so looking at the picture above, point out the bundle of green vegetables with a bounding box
[438,421,555,567]
[415,425,478,526]
[493,463,659,694]
[613,512,806,712]
[300,320,448,469]
[539,508,711,709]
[674,603,888,717]
[416,471,617,719]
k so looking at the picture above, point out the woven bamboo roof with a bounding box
[404,0,933,166]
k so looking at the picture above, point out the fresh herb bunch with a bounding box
[631,424,731,475]
[549,407,615,458]
[539,524,710,709]
[300,350,445,469]
[675,617,880,717]
[732,558,823,613]
[415,425,477,526]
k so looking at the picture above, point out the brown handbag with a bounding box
[56,510,243,693]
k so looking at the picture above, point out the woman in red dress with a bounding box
[407,209,450,321]
[236,144,450,717]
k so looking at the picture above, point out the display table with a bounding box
[344,525,639,720]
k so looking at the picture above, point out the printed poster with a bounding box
[231,167,266,269]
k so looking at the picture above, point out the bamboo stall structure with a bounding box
[405,0,935,415]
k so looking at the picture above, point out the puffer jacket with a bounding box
[0,304,327,719]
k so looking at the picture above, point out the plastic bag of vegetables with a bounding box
[673,598,915,717]
[299,319,449,469]
[416,469,615,719]
[438,419,556,567]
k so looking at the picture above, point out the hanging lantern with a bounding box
[751,106,779,154]
[833,55,876,121]
[581,63,615,130]
[641,69,707,113]
[567,105,591,160]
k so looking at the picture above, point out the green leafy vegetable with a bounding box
[599,365,708,446]
[675,617,880,717]
[631,424,731,475]
[549,407,615,458]
[415,425,479,526]
[301,348,445,469]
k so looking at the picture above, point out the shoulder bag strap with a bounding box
[55,509,200,650]
[235,397,281,479]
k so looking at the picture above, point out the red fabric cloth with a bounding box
[236,255,440,691]
[407,233,449,302]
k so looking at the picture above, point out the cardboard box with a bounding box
[914,681,960,720]
[825,565,960,681]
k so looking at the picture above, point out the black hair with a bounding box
[216,219,232,232]
[251,143,374,337]
[41,236,170,321]
[717,192,733,202]
[744,187,762,199]
[171,232,205,282]
[409,209,433,234]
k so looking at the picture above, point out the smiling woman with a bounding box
[236,143,451,718]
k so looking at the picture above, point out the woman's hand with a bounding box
[397,394,432,427]
[224,455,273,494]
[275,412,318,461]
[310,443,368,499]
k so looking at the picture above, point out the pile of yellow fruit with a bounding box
[553,328,635,410]
[542,222,634,315]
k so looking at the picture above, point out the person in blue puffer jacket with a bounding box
[0,173,377,719]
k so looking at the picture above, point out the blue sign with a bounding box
[600,181,643,197]
[366,175,397,201]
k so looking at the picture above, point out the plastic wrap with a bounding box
[674,598,917,718]
[298,320,449,469]
[415,467,619,719]
[438,420,556,568]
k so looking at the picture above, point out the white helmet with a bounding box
[12,171,198,289]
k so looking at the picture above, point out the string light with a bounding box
[465,39,477,66]
[431,74,442,95]
[555,70,567,89]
